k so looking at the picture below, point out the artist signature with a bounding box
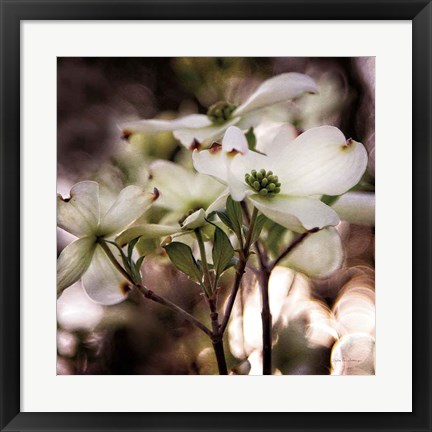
[332,358,362,363]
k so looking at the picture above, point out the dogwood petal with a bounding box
[276,126,368,196]
[265,123,298,155]
[99,186,156,236]
[116,224,179,247]
[281,228,344,278]
[234,73,318,116]
[57,236,96,295]
[222,126,248,155]
[173,117,240,148]
[205,189,230,214]
[332,192,375,226]
[235,111,265,131]
[57,181,100,237]
[122,114,212,135]
[227,168,252,201]
[249,194,340,232]
[181,208,207,229]
[191,174,226,206]
[149,160,196,210]
[255,122,297,155]
[81,245,130,305]
[192,147,229,184]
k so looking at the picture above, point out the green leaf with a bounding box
[197,260,214,270]
[215,210,234,231]
[251,214,268,245]
[212,226,235,278]
[226,196,243,239]
[225,256,239,271]
[245,127,257,150]
[164,242,202,283]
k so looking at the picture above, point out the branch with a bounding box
[135,284,213,337]
[99,240,213,337]
[269,231,314,270]
[219,206,259,334]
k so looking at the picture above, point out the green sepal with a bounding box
[130,255,146,283]
[135,255,146,271]
[128,236,141,261]
[105,240,133,277]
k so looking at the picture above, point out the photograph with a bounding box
[2,1,429,429]
[56,56,376,376]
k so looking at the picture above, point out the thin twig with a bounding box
[99,240,212,337]
[270,231,314,270]
[195,228,212,296]
[220,259,247,334]
[220,207,258,334]
[254,239,269,271]
[99,240,134,284]
[241,201,251,224]
[135,284,213,337]
[245,207,258,251]
[241,202,268,270]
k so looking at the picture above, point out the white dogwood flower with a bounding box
[57,181,158,305]
[121,73,317,149]
[115,160,228,247]
[147,160,226,224]
[193,125,368,232]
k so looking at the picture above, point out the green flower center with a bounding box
[207,101,237,124]
[245,169,281,197]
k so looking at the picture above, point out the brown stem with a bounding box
[241,201,251,224]
[98,240,135,284]
[241,203,273,374]
[212,338,228,375]
[195,228,212,296]
[135,284,213,337]
[219,207,258,334]
[270,231,313,270]
[208,297,228,375]
[99,241,213,337]
[259,229,318,374]
[245,207,258,251]
[220,259,246,334]
[259,268,272,375]
[195,229,229,374]
[242,202,268,269]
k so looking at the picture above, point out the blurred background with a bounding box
[57,57,375,375]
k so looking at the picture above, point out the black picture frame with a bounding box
[1,1,430,431]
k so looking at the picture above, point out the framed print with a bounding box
[1,1,431,431]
